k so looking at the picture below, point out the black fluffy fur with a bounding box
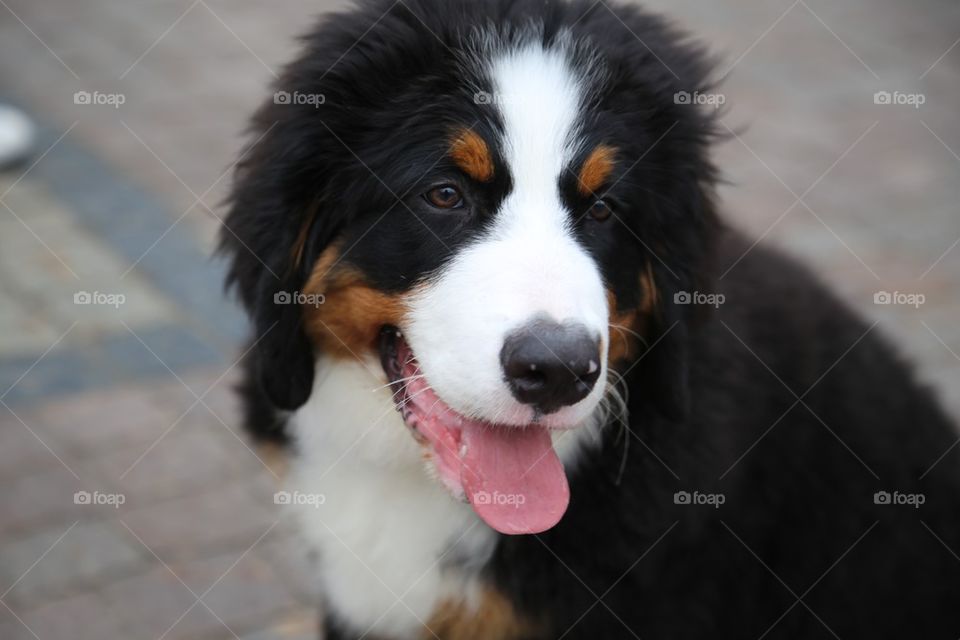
[221,0,960,637]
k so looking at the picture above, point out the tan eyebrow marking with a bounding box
[449,128,495,182]
[578,144,617,195]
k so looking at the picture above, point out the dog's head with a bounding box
[223,0,718,534]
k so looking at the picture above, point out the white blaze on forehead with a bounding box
[489,44,585,207]
[477,42,604,324]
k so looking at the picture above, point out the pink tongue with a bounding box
[460,420,570,535]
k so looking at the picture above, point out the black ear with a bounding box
[250,271,316,411]
[222,2,413,414]
[221,113,331,413]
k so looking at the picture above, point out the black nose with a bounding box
[500,319,602,415]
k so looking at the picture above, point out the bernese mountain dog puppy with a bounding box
[220,0,960,637]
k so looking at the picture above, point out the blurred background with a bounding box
[0,0,957,638]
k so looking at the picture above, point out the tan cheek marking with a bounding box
[639,262,659,315]
[578,144,617,196]
[607,264,660,364]
[607,290,641,364]
[302,246,407,359]
[450,129,495,182]
[426,588,540,640]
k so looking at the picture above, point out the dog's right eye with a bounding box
[424,185,464,210]
[588,199,612,222]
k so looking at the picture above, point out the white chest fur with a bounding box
[286,357,603,638]
[288,358,497,639]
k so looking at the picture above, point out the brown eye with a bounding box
[589,199,612,222]
[425,185,464,209]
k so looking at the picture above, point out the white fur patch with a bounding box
[289,357,496,639]
[406,42,610,431]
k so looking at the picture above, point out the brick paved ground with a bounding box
[0,0,957,638]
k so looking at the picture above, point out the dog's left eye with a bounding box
[424,185,464,209]
[589,199,612,222]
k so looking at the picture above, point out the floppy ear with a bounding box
[224,215,319,412]
[221,111,338,412]
[249,270,316,411]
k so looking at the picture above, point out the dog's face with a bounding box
[224,0,717,534]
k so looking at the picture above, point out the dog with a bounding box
[220,0,960,637]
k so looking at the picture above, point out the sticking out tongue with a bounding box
[388,331,571,535]
[459,419,570,535]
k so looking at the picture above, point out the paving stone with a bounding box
[23,384,192,456]
[178,368,245,427]
[0,176,181,350]
[88,421,248,507]
[119,478,278,561]
[0,519,147,607]
[102,563,222,640]
[152,396,288,479]
[174,549,299,634]
[103,545,301,639]
[16,590,129,640]
[239,608,319,640]
[152,374,290,478]
[0,464,88,535]
[155,371,245,431]
[0,601,38,640]
[0,325,226,406]
[0,274,65,360]
[167,605,243,640]
[0,405,66,480]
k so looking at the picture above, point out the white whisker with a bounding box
[370,373,425,392]
[396,384,435,411]
[610,322,649,351]
[597,367,630,485]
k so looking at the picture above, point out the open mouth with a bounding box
[379,326,570,535]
